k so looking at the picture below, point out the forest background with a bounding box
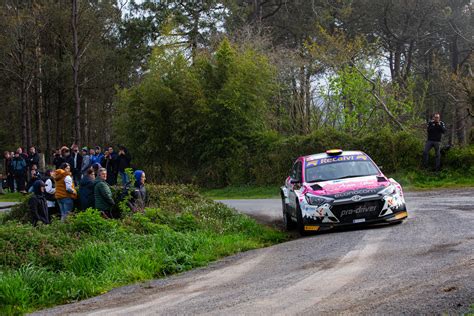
[0,0,472,187]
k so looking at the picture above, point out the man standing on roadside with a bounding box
[423,113,447,171]
[70,144,83,185]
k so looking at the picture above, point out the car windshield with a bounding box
[305,160,379,182]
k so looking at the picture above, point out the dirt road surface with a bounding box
[34,188,474,315]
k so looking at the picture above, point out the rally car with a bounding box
[281,149,407,235]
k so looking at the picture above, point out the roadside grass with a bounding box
[0,192,24,203]
[200,169,473,199]
[390,169,474,191]
[0,185,287,315]
[200,185,280,200]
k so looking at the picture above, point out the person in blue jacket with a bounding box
[79,168,96,210]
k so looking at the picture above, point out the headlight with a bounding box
[305,194,333,206]
[378,184,396,196]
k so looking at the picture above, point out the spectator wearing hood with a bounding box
[116,146,132,186]
[79,168,96,210]
[94,168,115,218]
[129,170,149,213]
[55,162,77,221]
[29,180,50,226]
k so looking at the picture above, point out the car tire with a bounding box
[296,202,309,236]
[282,198,295,230]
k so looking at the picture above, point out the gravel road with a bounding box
[34,188,474,315]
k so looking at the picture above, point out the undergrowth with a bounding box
[0,184,286,315]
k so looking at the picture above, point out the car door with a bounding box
[288,160,303,216]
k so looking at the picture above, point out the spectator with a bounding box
[81,147,91,177]
[94,168,115,218]
[79,168,96,210]
[27,146,40,173]
[70,144,83,185]
[423,113,447,171]
[53,149,63,169]
[116,146,132,186]
[17,147,28,160]
[28,180,50,226]
[91,162,102,177]
[90,146,104,165]
[3,151,14,192]
[101,146,118,186]
[54,162,77,221]
[11,150,27,193]
[44,170,57,219]
[130,170,149,213]
[26,166,41,193]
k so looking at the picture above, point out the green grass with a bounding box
[200,169,473,199]
[389,169,474,191]
[200,185,280,199]
[0,185,287,315]
[0,192,24,203]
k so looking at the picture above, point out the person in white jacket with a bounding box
[44,169,57,219]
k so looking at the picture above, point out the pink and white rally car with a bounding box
[280,149,408,235]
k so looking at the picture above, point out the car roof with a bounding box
[302,150,366,161]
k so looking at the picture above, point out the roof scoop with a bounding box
[377,176,388,182]
[310,184,323,191]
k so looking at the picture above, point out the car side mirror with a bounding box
[290,178,300,184]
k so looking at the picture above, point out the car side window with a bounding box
[295,162,302,182]
[290,162,298,179]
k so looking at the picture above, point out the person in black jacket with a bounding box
[116,146,132,186]
[28,180,50,226]
[70,144,83,185]
[101,147,118,186]
[27,146,40,172]
[3,151,14,192]
[423,113,447,171]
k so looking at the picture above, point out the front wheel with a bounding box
[282,198,295,230]
[296,202,309,236]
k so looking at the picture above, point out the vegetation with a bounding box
[0,1,472,189]
[0,185,286,315]
[0,193,24,203]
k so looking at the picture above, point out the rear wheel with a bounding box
[282,197,295,230]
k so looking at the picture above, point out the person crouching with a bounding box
[29,180,50,226]
[94,168,115,218]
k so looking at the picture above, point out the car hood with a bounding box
[304,175,389,197]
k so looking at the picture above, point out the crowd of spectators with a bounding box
[1,144,148,226]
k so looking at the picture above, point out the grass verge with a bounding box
[201,169,473,199]
[0,192,24,203]
[0,185,286,315]
[200,185,280,200]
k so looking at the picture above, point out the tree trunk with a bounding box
[35,45,44,151]
[72,0,81,145]
[21,84,28,150]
